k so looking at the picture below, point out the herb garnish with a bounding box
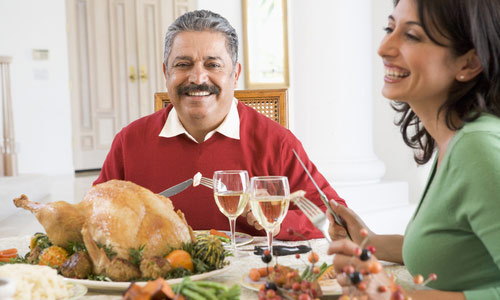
[128,244,145,266]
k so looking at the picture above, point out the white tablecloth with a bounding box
[0,235,411,300]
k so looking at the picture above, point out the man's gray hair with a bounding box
[163,10,238,70]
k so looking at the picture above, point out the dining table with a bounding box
[0,210,413,300]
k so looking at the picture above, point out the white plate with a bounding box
[240,274,342,296]
[194,230,254,246]
[64,263,231,291]
[68,282,88,299]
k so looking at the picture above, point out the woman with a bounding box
[327,0,500,299]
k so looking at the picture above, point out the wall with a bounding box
[0,0,74,175]
[0,0,428,203]
[371,1,432,203]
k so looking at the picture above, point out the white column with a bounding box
[288,1,411,233]
[0,56,17,177]
[0,56,50,221]
[289,0,385,185]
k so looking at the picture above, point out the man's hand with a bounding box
[243,206,280,237]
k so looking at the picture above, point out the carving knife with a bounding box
[292,149,351,239]
[159,178,193,198]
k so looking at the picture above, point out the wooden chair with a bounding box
[154,88,288,128]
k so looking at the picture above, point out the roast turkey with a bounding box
[14,180,194,275]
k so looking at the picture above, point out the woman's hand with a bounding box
[328,238,393,300]
[327,200,375,244]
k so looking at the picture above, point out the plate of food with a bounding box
[194,229,254,247]
[240,263,341,298]
[7,180,232,292]
[4,231,230,292]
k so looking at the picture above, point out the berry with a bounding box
[368,261,383,274]
[264,249,271,256]
[300,280,311,292]
[357,281,367,291]
[378,285,388,293]
[354,247,362,256]
[266,289,276,298]
[413,274,424,284]
[295,253,300,259]
[429,273,437,281]
[298,294,312,300]
[359,248,371,261]
[308,252,319,263]
[367,245,376,254]
[292,282,301,291]
[391,290,405,300]
[265,281,277,291]
[261,252,272,264]
[349,271,363,285]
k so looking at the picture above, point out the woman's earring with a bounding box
[459,75,465,80]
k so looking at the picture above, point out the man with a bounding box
[94,10,346,240]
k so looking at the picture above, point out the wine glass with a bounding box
[213,170,250,255]
[249,176,290,256]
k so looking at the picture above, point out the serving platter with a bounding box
[68,282,88,299]
[64,263,231,291]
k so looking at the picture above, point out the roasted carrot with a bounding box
[0,248,17,256]
[0,253,17,258]
[209,229,230,239]
[0,248,17,259]
[0,257,13,262]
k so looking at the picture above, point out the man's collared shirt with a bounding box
[159,98,240,143]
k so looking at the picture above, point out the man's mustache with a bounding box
[177,84,221,96]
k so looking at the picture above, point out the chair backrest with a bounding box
[154,88,288,128]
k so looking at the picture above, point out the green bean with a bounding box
[184,283,218,300]
[218,284,241,300]
[301,266,311,279]
[194,280,228,292]
[171,278,187,294]
[180,288,205,300]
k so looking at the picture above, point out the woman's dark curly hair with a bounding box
[392,0,500,164]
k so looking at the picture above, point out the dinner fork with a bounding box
[292,196,332,242]
[200,177,213,189]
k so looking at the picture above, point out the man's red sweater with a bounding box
[94,102,346,240]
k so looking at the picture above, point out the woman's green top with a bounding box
[403,114,500,300]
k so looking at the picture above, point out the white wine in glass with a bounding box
[250,176,290,256]
[214,192,249,218]
[250,196,289,230]
[213,170,250,255]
